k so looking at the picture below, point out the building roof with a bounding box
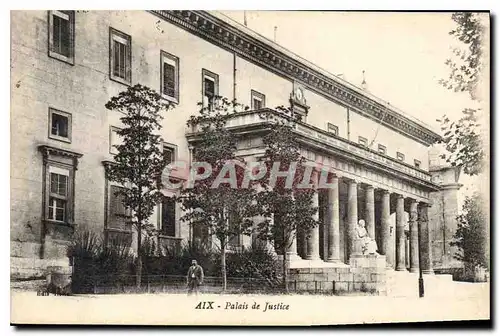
[151,10,443,146]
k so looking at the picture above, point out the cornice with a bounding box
[38,144,83,169]
[150,10,442,146]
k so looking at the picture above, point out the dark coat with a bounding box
[187,265,204,284]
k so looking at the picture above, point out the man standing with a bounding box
[186,259,204,295]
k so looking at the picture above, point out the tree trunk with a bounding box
[221,245,227,292]
[136,222,142,288]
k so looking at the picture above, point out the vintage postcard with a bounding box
[10,10,490,326]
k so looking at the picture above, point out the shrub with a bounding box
[217,245,281,286]
[68,229,136,292]
[143,241,218,277]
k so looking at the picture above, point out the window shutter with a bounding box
[161,196,176,237]
[163,62,176,97]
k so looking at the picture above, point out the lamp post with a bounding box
[417,207,424,298]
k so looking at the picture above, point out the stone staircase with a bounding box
[386,269,455,298]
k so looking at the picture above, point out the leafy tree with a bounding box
[104,84,173,287]
[256,107,319,292]
[450,192,488,270]
[177,96,263,291]
[437,12,488,176]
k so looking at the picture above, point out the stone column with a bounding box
[419,203,434,274]
[395,194,406,271]
[305,171,320,260]
[346,179,358,260]
[326,174,341,262]
[365,185,375,240]
[380,190,392,267]
[409,199,419,273]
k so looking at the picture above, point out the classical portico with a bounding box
[186,107,441,276]
[275,168,434,275]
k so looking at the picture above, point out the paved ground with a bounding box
[10,280,489,325]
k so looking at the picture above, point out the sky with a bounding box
[219,11,489,204]
[219,11,479,130]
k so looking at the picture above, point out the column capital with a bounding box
[377,188,390,195]
[345,177,359,184]
[360,182,374,190]
[395,193,404,200]
[418,201,432,208]
[406,197,419,204]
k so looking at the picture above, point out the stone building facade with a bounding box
[10,10,460,285]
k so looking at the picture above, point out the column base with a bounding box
[283,252,303,261]
[325,258,343,263]
[304,255,321,261]
[395,265,407,271]
[422,269,435,275]
[409,267,419,273]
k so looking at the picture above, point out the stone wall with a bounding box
[288,255,387,295]
[428,165,463,271]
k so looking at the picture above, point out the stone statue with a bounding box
[355,219,378,255]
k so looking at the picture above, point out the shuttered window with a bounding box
[161,51,179,102]
[109,185,130,230]
[109,28,131,84]
[48,10,75,64]
[161,196,176,237]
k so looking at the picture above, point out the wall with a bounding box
[428,166,463,271]
[349,110,429,171]
[11,10,237,259]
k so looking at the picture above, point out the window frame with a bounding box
[159,195,177,237]
[48,108,72,143]
[162,142,177,167]
[48,10,75,65]
[107,184,132,231]
[397,152,405,162]
[378,144,387,155]
[327,123,339,136]
[160,51,180,103]
[109,126,123,155]
[47,167,69,222]
[201,68,219,108]
[250,90,265,110]
[39,146,81,227]
[358,136,368,147]
[109,27,132,85]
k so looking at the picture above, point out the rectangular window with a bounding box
[358,136,368,147]
[414,159,421,168]
[202,69,219,109]
[48,108,72,143]
[48,10,75,64]
[161,196,176,237]
[109,28,132,84]
[251,90,265,110]
[109,126,123,155]
[378,144,387,155]
[161,51,179,103]
[397,152,405,162]
[327,123,339,136]
[109,185,130,230]
[163,145,175,166]
[48,167,69,222]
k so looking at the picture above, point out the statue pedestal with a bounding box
[350,254,386,269]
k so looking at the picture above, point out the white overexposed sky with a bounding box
[219,11,478,129]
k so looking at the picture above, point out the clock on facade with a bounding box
[296,87,303,101]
